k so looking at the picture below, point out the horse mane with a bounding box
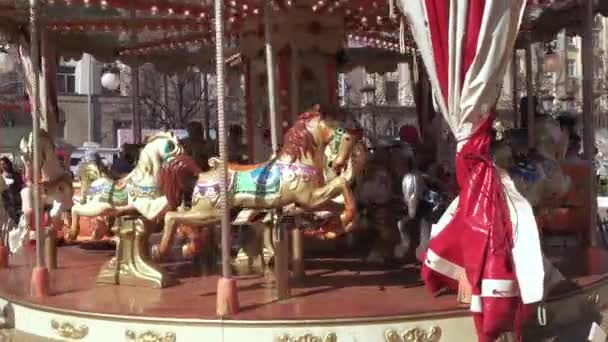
[279,110,320,162]
[157,154,201,210]
[144,131,174,144]
[131,135,172,179]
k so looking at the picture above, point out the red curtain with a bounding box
[419,0,523,340]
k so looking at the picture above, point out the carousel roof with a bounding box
[0,0,406,72]
[0,0,604,71]
[517,0,608,46]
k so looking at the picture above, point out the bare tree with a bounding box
[120,64,216,129]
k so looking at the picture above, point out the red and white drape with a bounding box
[398,1,544,340]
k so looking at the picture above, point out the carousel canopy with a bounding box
[0,0,407,72]
[517,0,608,46]
[336,47,411,74]
[0,0,596,72]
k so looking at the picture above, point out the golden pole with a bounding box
[525,40,535,148]
[511,50,519,128]
[264,0,290,300]
[29,0,49,298]
[129,6,141,144]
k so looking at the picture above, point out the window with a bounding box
[567,59,577,77]
[385,80,398,104]
[56,66,76,94]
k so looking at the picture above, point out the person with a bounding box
[519,96,538,129]
[181,121,211,171]
[56,150,74,179]
[566,134,583,162]
[1,157,23,223]
[261,129,274,160]
[111,145,134,177]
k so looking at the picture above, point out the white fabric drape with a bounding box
[399,0,544,305]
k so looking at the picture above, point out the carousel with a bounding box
[0,0,607,341]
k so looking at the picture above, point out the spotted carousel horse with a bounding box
[9,131,74,253]
[66,132,185,241]
[151,105,360,261]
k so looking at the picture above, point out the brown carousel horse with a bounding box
[151,105,360,261]
[235,139,370,268]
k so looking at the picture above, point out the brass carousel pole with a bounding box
[289,40,304,280]
[511,50,519,128]
[40,28,57,270]
[129,7,141,144]
[581,0,598,245]
[215,0,239,317]
[525,39,535,148]
[264,0,290,300]
[29,0,49,297]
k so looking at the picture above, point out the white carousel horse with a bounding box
[9,131,74,253]
[19,131,74,221]
[67,132,185,241]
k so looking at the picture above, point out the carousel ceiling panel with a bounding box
[517,0,608,46]
[0,0,408,70]
[337,47,411,74]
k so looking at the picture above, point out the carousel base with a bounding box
[0,247,608,341]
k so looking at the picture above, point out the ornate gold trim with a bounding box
[276,332,337,342]
[50,319,88,340]
[384,327,441,342]
[1,294,473,326]
[125,330,176,342]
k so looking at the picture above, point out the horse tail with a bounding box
[208,157,221,170]
[158,155,202,210]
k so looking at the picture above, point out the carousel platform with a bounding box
[1,246,608,342]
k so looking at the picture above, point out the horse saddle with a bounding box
[114,181,127,191]
[233,163,281,196]
[509,161,541,184]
